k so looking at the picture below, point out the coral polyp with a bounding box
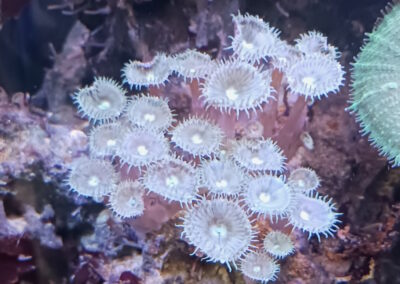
[115,128,169,169]
[288,167,320,193]
[288,193,341,240]
[230,138,286,173]
[349,3,400,166]
[73,77,127,124]
[263,231,295,259]
[295,31,340,60]
[200,60,274,116]
[180,198,255,271]
[271,42,301,72]
[141,156,199,205]
[66,157,119,198]
[170,117,224,157]
[125,95,174,132]
[89,123,123,157]
[286,54,345,100]
[199,157,247,197]
[239,251,280,283]
[243,175,293,220]
[295,31,328,56]
[122,53,171,88]
[172,49,215,80]
[230,13,283,63]
[108,180,145,218]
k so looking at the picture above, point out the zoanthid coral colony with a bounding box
[350,2,400,166]
[68,12,344,282]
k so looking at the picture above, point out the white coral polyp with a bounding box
[89,123,123,157]
[288,193,341,240]
[115,128,169,169]
[67,157,118,198]
[125,95,174,132]
[108,180,145,218]
[73,77,127,124]
[170,117,224,157]
[230,138,286,173]
[295,31,340,59]
[199,157,247,197]
[263,231,295,259]
[172,49,215,80]
[230,13,284,63]
[141,157,199,205]
[240,251,280,283]
[295,31,328,56]
[286,54,345,100]
[271,42,301,72]
[200,61,274,117]
[180,198,255,271]
[244,175,293,220]
[288,167,320,193]
[122,53,171,88]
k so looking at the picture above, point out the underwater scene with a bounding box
[0,0,400,283]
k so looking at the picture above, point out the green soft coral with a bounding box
[350,2,400,165]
